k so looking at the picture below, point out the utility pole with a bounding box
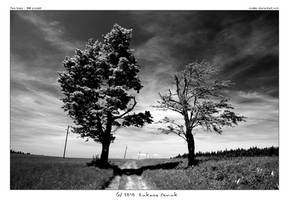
[138,151,140,160]
[123,145,127,159]
[63,125,70,159]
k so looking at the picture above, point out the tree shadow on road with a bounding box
[116,161,181,176]
[87,160,181,176]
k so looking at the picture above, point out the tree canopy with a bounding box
[157,61,245,137]
[156,61,245,165]
[58,24,153,146]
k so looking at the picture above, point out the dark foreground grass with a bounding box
[10,154,124,189]
[141,156,279,190]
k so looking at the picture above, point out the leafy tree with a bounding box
[156,61,245,166]
[58,24,153,163]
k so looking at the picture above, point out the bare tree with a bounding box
[155,61,245,166]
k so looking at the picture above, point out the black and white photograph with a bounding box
[10,9,280,191]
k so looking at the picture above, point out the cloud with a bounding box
[132,11,278,97]
[10,11,279,158]
[16,12,81,52]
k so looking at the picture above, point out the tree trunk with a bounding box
[100,112,112,164]
[186,132,195,166]
[100,141,110,163]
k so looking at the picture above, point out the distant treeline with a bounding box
[10,149,31,155]
[173,146,279,159]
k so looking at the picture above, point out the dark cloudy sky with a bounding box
[10,11,278,158]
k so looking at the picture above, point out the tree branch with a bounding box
[113,97,137,119]
[153,92,183,114]
[158,117,187,141]
[96,114,104,134]
[175,75,180,96]
[183,74,188,96]
[158,127,187,141]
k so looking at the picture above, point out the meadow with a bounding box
[11,149,279,190]
[140,156,279,190]
[10,154,123,189]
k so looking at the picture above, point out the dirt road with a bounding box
[106,160,151,190]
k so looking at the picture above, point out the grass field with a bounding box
[140,156,279,190]
[11,153,279,190]
[10,154,125,189]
